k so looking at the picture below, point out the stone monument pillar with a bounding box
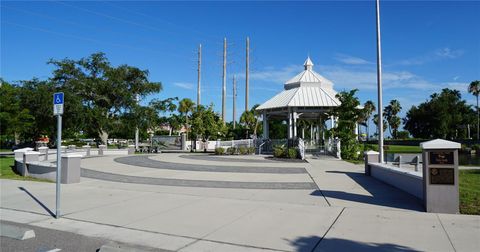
[364,150,379,176]
[420,139,460,214]
[38,147,49,161]
[98,145,106,156]
[83,145,91,157]
[128,145,135,155]
[61,153,82,184]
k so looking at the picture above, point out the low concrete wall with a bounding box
[14,152,81,184]
[369,163,424,200]
[25,161,57,181]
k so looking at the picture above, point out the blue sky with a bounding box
[2,1,479,124]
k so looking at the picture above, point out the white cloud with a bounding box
[235,64,299,84]
[318,65,433,91]
[435,47,464,59]
[443,81,469,92]
[391,47,464,66]
[173,82,194,90]
[235,62,467,96]
[334,54,372,65]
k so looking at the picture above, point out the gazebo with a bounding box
[256,57,341,150]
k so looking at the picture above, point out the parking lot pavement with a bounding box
[1,220,168,252]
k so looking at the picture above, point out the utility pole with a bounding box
[197,44,202,108]
[233,75,237,129]
[245,37,250,112]
[376,0,384,163]
[222,37,227,124]
[135,94,140,151]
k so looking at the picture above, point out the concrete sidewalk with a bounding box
[1,154,479,251]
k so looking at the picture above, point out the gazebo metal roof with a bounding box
[256,57,340,112]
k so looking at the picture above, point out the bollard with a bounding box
[364,151,379,176]
[61,146,67,153]
[22,151,40,176]
[127,145,135,155]
[83,145,91,157]
[413,156,420,171]
[98,145,106,156]
[61,154,82,183]
[38,147,49,161]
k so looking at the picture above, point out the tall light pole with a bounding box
[233,75,237,129]
[222,38,227,124]
[197,44,202,108]
[135,94,140,151]
[245,37,250,112]
[376,0,384,163]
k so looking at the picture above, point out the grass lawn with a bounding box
[0,156,52,182]
[459,169,480,215]
[365,144,422,153]
[0,148,12,152]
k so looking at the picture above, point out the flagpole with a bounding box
[376,0,384,163]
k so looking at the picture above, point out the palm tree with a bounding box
[178,98,195,140]
[468,80,480,139]
[373,114,387,138]
[363,100,376,140]
[240,104,261,138]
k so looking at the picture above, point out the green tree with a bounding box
[49,52,162,144]
[0,80,34,144]
[190,105,226,146]
[372,113,387,139]
[404,89,475,139]
[363,100,376,140]
[468,80,480,139]
[178,98,195,140]
[240,104,260,138]
[331,89,362,160]
[384,100,402,138]
[150,97,178,136]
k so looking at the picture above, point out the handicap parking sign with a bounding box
[53,92,64,115]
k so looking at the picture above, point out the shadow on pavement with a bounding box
[18,187,55,217]
[291,235,421,252]
[310,171,424,211]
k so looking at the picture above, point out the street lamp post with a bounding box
[375,0,384,163]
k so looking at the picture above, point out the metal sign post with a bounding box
[53,92,64,219]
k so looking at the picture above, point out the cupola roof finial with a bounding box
[304,56,313,70]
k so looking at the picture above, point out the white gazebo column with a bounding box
[310,123,315,145]
[288,109,293,139]
[262,112,269,139]
[330,115,335,128]
[355,122,359,137]
[293,110,298,139]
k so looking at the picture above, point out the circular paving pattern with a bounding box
[114,155,307,174]
[81,168,317,190]
[178,154,280,163]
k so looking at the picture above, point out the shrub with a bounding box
[215,147,225,155]
[472,144,480,152]
[248,147,256,154]
[273,146,285,158]
[227,147,236,155]
[238,146,248,155]
[287,148,298,159]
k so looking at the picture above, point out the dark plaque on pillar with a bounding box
[429,151,454,165]
[429,168,454,185]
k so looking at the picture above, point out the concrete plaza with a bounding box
[1,153,479,251]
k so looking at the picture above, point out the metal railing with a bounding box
[215,139,254,149]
